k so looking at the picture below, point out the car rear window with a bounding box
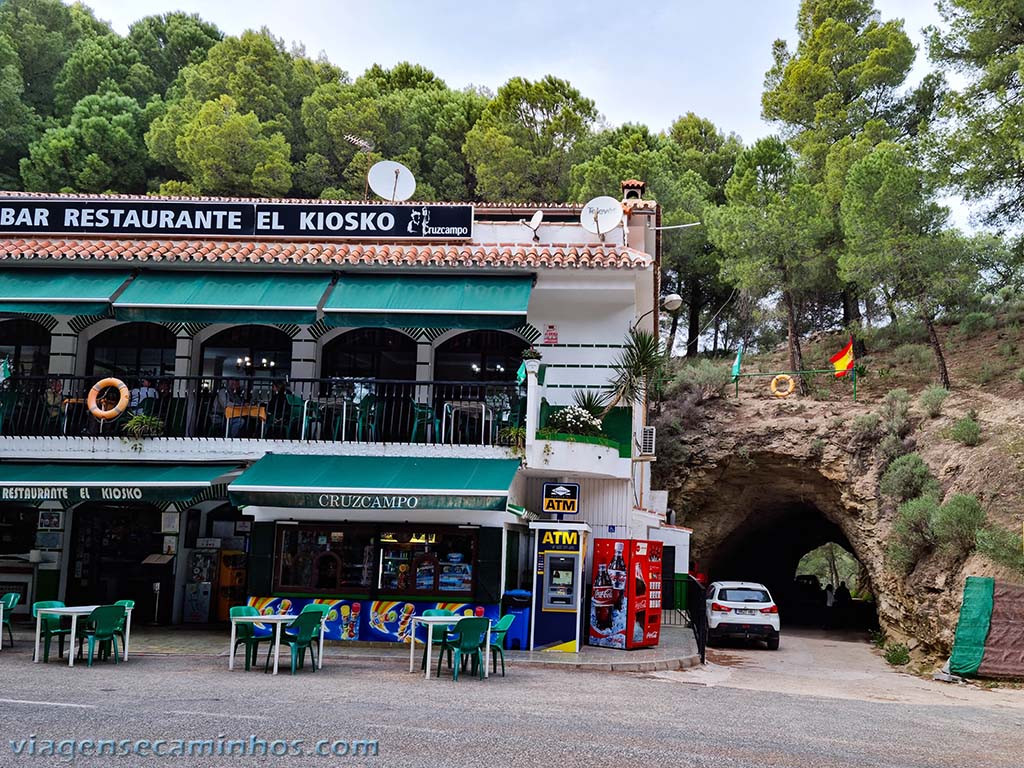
[718,588,770,603]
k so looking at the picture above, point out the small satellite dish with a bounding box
[520,210,544,241]
[580,196,624,240]
[367,160,416,202]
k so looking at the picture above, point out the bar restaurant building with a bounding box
[0,185,685,644]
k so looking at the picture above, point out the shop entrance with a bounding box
[66,503,172,621]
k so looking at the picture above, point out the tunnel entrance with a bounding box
[706,502,877,631]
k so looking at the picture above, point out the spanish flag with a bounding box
[830,336,855,378]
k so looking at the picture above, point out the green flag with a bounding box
[516,361,527,385]
[730,342,744,382]
[0,357,10,384]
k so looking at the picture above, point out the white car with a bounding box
[705,581,780,650]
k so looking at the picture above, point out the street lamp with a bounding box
[632,293,683,331]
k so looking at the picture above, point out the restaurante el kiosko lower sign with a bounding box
[0,198,474,240]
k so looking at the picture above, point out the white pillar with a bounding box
[524,361,540,451]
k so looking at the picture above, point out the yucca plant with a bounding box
[572,389,609,419]
[601,329,665,419]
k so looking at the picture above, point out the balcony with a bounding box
[0,376,524,460]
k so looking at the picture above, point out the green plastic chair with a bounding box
[487,614,516,677]
[230,606,272,671]
[420,608,454,671]
[81,605,126,667]
[32,600,69,662]
[266,611,321,675]
[283,394,306,437]
[1,592,20,646]
[410,399,440,443]
[437,617,489,681]
[355,394,378,442]
[112,599,134,652]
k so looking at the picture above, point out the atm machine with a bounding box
[528,521,590,652]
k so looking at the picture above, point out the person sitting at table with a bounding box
[211,379,244,437]
[129,377,158,416]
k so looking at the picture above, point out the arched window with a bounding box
[88,322,176,378]
[321,328,417,380]
[434,331,527,381]
[0,318,50,376]
[201,325,292,381]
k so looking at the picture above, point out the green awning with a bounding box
[0,463,237,504]
[323,274,533,329]
[0,269,130,316]
[113,272,333,324]
[228,454,521,511]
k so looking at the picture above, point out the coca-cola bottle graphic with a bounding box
[592,564,614,631]
[634,560,647,596]
[609,542,627,610]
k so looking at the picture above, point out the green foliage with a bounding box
[20,90,148,193]
[121,414,164,438]
[888,495,939,573]
[809,437,825,460]
[884,643,910,666]
[919,385,949,418]
[571,389,609,419]
[880,388,912,438]
[932,494,986,557]
[796,542,859,592]
[463,75,596,202]
[950,414,981,446]
[880,453,937,502]
[875,433,907,468]
[602,329,664,418]
[958,311,995,338]
[498,425,527,457]
[669,359,732,402]
[1017,368,1024,385]
[976,525,1024,572]
[125,12,222,95]
[891,344,932,372]
[850,413,881,443]
[869,629,887,649]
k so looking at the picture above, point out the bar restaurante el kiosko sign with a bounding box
[0,197,474,240]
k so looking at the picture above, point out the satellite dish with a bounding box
[367,160,416,202]
[521,210,544,241]
[580,196,624,240]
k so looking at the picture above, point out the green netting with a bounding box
[949,576,995,677]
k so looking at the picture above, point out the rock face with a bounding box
[651,391,1014,655]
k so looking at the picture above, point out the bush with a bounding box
[1017,368,1024,385]
[959,311,995,338]
[869,629,887,649]
[884,643,910,666]
[881,388,912,438]
[851,413,881,443]
[880,453,937,502]
[976,525,1024,571]
[950,414,981,446]
[888,495,939,573]
[919,385,949,418]
[875,433,908,467]
[891,343,932,371]
[932,494,986,557]
[546,405,603,437]
[670,359,732,402]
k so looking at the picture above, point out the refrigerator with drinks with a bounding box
[589,538,663,649]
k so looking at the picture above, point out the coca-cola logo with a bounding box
[593,586,614,605]
[645,631,659,640]
[635,598,647,611]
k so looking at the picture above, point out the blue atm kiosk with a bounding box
[529,521,590,652]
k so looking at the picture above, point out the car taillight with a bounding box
[760,605,778,614]
[711,602,732,613]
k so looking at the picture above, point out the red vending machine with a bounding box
[589,538,663,649]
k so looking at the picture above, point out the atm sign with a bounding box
[542,482,580,514]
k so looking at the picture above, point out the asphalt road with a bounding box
[0,629,1021,768]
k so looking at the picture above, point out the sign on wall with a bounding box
[541,482,580,514]
[0,198,474,240]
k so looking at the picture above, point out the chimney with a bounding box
[620,179,646,200]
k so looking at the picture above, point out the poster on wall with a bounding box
[38,510,63,529]
[162,536,178,555]
[160,512,179,534]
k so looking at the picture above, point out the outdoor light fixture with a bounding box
[631,293,684,330]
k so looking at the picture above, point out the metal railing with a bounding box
[0,375,526,446]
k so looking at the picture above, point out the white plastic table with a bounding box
[33,604,134,667]
[408,615,491,680]
[441,401,493,445]
[228,614,325,675]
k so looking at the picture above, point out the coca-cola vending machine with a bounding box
[589,538,662,649]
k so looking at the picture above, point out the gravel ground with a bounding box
[0,629,1021,768]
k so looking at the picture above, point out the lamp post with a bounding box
[632,293,683,332]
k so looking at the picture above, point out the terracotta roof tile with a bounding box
[0,237,651,270]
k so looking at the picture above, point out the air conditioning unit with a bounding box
[639,426,656,456]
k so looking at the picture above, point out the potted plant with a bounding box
[122,414,165,439]
[521,347,542,374]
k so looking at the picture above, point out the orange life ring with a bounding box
[87,377,130,420]
[770,374,795,398]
